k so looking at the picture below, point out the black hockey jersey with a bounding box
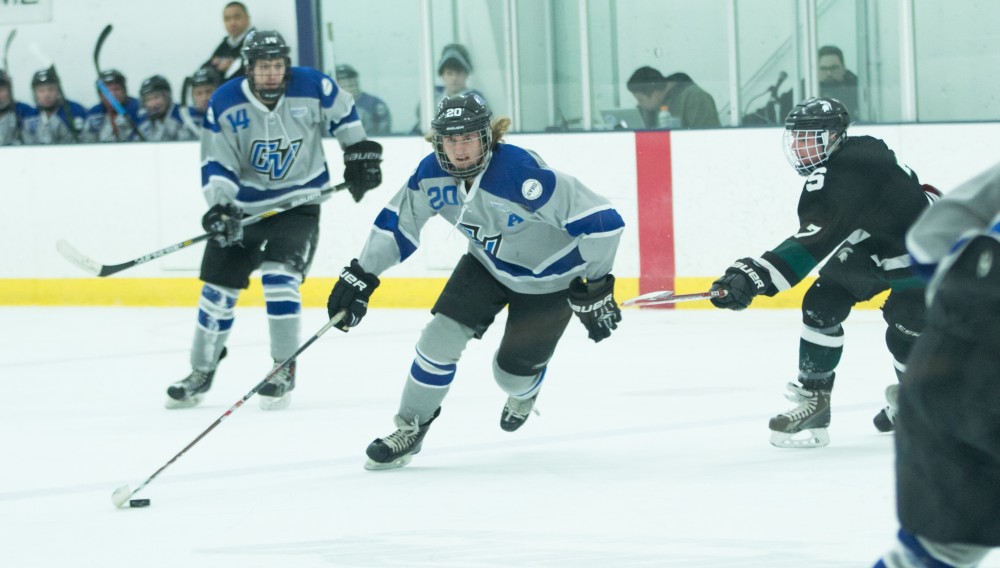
[756,135,934,294]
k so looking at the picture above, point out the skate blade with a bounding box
[259,393,291,411]
[364,454,413,471]
[164,394,204,409]
[769,428,830,448]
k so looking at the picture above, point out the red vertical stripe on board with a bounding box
[635,131,675,306]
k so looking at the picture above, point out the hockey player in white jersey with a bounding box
[166,30,383,410]
[136,75,195,142]
[326,94,625,469]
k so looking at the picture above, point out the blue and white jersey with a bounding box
[84,97,142,143]
[137,103,197,142]
[21,100,87,145]
[907,161,1000,303]
[0,101,34,145]
[201,67,366,215]
[358,143,625,294]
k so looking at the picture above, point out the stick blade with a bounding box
[56,239,103,276]
[111,485,132,509]
[622,290,676,306]
[623,289,727,307]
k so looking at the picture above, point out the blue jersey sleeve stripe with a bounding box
[374,208,419,261]
[564,208,626,237]
[329,107,361,136]
[201,160,241,188]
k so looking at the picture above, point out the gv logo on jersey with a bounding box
[458,222,502,255]
[250,138,303,180]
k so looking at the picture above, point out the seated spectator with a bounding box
[21,67,87,145]
[0,69,33,146]
[182,65,224,136]
[626,66,720,129]
[137,75,195,142]
[204,2,254,79]
[84,69,142,143]
[818,45,859,116]
[411,43,487,133]
[336,64,391,135]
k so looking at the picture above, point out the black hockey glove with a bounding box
[343,140,383,202]
[327,259,381,331]
[710,257,772,311]
[201,203,243,247]
[568,275,622,343]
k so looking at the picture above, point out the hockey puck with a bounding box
[129,499,151,508]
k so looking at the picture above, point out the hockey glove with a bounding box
[710,257,772,311]
[568,275,622,343]
[201,203,243,247]
[327,259,381,331]
[343,140,383,202]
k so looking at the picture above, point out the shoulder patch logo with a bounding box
[322,78,334,97]
[521,179,543,200]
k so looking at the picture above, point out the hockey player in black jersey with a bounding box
[709,97,939,448]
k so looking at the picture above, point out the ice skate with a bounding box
[165,369,215,409]
[500,394,539,432]
[872,383,899,433]
[768,382,832,448]
[259,361,296,411]
[365,407,441,470]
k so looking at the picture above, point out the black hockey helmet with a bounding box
[98,69,127,89]
[139,75,171,99]
[431,93,494,179]
[31,67,61,88]
[242,30,292,103]
[191,65,223,89]
[782,97,851,176]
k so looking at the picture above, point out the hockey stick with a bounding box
[622,289,728,307]
[111,311,347,509]
[2,29,15,74]
[57,182,350,277]
[177,75,200,137]
[92,24,146,141]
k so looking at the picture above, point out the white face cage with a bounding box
[433,125,493,180]
[782,128,842,176]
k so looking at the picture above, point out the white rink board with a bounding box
[3,124,1000,280]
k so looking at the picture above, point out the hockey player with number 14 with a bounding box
[709,96,940,448]
[326,94,625,470]
[165,30,383,411]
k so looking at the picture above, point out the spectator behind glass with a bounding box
[818,45,859,116]
[411,43,487,134]
[21,67,87,145]
[84,69,142,143]
[204,2,254,79]
[626,66,720,129]
[335,64,391,135]
[0,69,34,145]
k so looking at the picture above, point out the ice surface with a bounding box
[2,306,995,567]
